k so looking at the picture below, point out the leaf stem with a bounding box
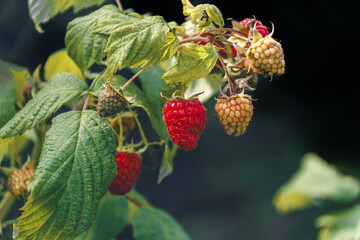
[126,194,143,208]
[122,68,147,91]
[72,95,87,111]
[129,108,149,146]
[82,96,89,112]
[0,192,15,224]
[30,125,45,169]
[218,56,235,95]
[115,0,123,11]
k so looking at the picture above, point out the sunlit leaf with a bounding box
[316,205,360,240]
[44,49,84,81]
[162,43,219,84]
[273,153,360,213]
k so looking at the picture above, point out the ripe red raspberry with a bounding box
[163,98,207,151]
[240,18,269,37]
[215,94,253,136]
[7,167,35,199]
[108,152,142,195]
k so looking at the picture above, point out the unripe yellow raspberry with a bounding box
[245,37,285,76]
[7,167,35,199]
[215,94,253,136]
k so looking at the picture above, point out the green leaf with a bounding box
[316,205,360,240]
[185,73,222,103]
[75,193,129,240]
[0,62,16,128]
[0,59,30,104]
[93,15,179,80]
[65,5,120,72]
[158,143,178,184]
[273,153,360,213]
[0,72,88,139]
[162,43,219,84]
[15,110,117,240]
[28,0,107,25]
[132,207,191,240]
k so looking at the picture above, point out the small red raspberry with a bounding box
[163,98,207,151]
[7,167,35,199]
[215,94,253,136]
[240,18,269,37]
[108,152,142,195]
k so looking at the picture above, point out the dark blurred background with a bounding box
[0,0,359,239]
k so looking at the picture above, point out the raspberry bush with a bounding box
[0,0,287,239]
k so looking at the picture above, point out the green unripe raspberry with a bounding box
[96,83,129,117]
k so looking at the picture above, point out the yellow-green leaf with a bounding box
[162,43,219,84]
[273,153,360,213]
[44,49,84,81]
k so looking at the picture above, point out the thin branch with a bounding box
[218,57,235,95]
[122,68,147,91]
[115,0,123,11]
[82,96,89,112]
[179,36,209,44]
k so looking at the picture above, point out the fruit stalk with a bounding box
[218,56,235,95]
[122,68,147,91]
